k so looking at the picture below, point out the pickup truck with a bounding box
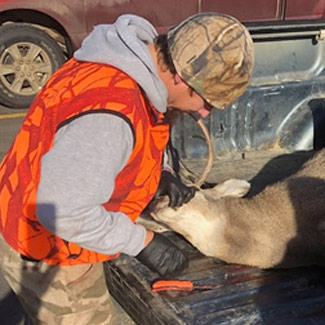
[0,0,325,109]
[106,3,325,324]
[1,1,325,324]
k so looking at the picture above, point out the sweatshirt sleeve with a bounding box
[36,113,147,257]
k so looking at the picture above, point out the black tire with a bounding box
[0,23,66,108]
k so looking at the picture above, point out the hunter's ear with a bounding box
[173,74,183,86]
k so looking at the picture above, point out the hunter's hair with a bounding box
[154,34,177,74]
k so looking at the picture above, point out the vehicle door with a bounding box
[84,0,199,33]
[285,0,325,20]
[201,0,284,22]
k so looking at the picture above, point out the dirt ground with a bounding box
[179,149,315,192]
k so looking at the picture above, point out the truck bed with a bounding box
[105,236,325,324]
[104,150,325,324]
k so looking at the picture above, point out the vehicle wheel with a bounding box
[0,23,66,108]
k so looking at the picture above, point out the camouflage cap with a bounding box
[167,13,254,109]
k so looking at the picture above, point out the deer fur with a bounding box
[151,149,325,269]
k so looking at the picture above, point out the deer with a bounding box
[137,113,325,268]
[150,148,325,269]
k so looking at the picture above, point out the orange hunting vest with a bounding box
[0,59,169,266]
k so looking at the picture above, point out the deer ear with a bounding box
[203,179,251,199]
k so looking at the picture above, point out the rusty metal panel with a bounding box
[171,30,325,159]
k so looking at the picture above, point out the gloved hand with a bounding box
[135,233,188,276]
[155,171,196,208]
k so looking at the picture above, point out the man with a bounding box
[0,13,254,324]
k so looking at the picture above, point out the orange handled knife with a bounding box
[152,280,221,292]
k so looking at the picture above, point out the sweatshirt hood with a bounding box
[74,14,167,112]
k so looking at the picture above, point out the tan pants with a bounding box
[0,235,119,325]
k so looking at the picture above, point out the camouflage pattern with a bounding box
[167,13,254,109]
[0,234,122,324]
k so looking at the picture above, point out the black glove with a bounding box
[135,233,188,276]
[155,171,196,208]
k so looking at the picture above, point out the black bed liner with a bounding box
[104,231,325,325]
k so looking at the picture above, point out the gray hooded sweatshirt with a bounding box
[37,15,168,257]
